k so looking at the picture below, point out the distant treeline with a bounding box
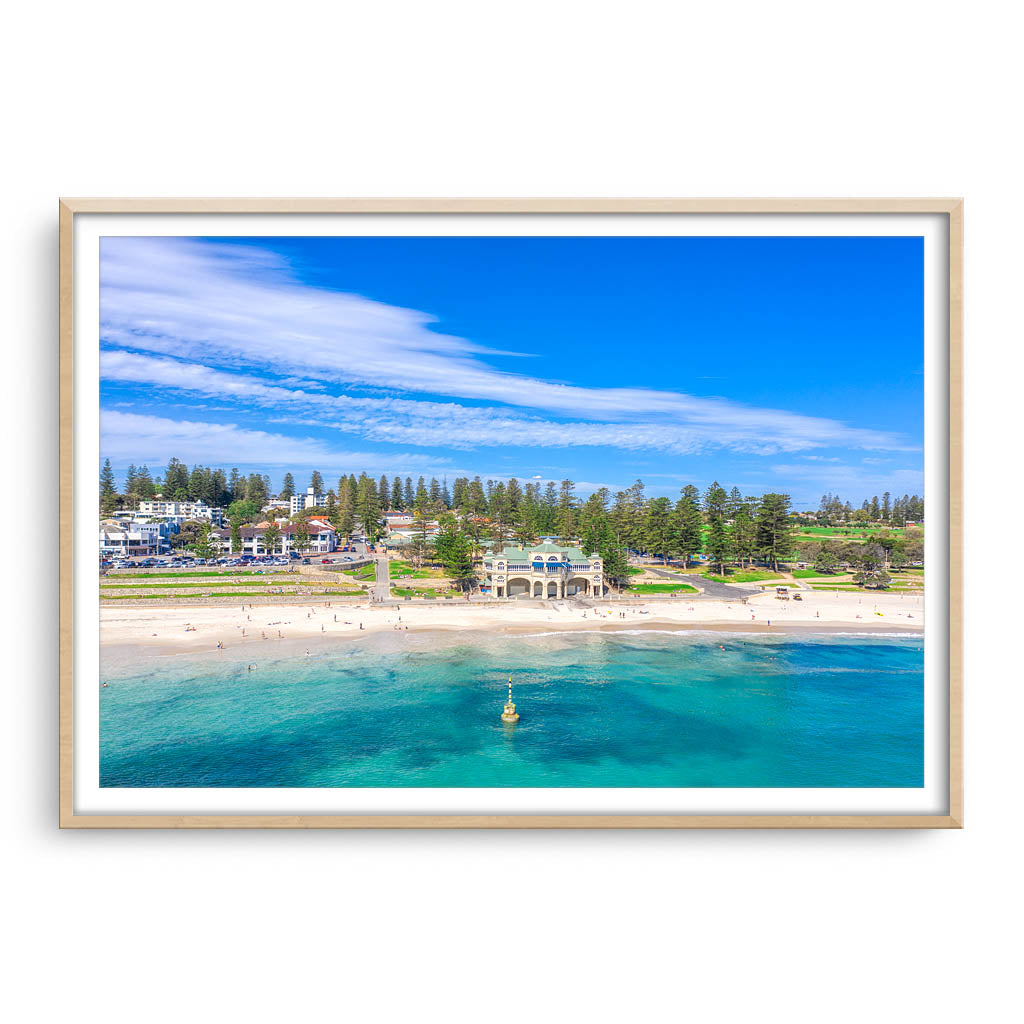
[99,458,923,581]
[817,491,924,528]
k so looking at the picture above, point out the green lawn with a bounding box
[703,570,784,584]
[626,566,644,576]
[343,563,377,581]
[389,560,439,578]
[101,587,363,600]
[797,526,914,538]
[104,570,292,580]
[100,579,291,589]
[627,583,699,594]
[393,586,450,598]
[101,591,286,600]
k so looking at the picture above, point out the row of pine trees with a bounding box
[817,490,925,527]
[100,456,920,583]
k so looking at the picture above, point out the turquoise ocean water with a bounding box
[99,630,923,788]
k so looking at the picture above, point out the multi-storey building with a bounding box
[214,519,337,556]
[99,519,177,557]
[483,542,603,599]
[137,500,224,525]
[289,488,325,515]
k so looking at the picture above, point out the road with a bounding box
[346,535,392,602]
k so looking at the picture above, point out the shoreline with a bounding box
[99,589,924,665]
[100,619,923,676]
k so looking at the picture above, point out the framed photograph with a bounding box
[59,198,962,828]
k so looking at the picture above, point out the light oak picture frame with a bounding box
[59,197,963,829]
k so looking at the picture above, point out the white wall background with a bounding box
[2,2,1018,1021]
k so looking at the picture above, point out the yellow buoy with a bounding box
[501,675,520,723]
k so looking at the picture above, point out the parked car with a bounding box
[321,558,331,564]
[301,558,310,565]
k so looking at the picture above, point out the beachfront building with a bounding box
[483,542,603,599]
[216,518,338,556]
[290,487,325,515]
[99,518,177,557]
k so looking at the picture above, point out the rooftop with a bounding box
[495,543,590,561]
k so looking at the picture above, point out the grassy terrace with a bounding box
[627,583,699,594]
[342,563,377,581]
[101,589,364,600]
[100,569,364,601]
[104,569,294,580]
[389,560,440,579]
[101,578,294,589]
[393,586,453,599]
[702,570,784,584]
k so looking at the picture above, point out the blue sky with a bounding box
[99,234,923,508]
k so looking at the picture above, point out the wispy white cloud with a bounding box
[99,238,912,454]
[102,348,913,458]
[100,410,446,473]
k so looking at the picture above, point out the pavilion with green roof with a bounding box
[482,542,604,599]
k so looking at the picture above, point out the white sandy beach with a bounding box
[99,588,924,656]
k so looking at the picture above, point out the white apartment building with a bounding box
[290,488,325,515]
[138,499,224,525]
